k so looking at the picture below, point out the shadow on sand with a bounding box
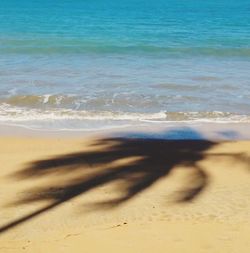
[0,127,249,234]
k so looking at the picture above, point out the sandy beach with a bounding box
[1,0,250,251]
[0,126,250,252]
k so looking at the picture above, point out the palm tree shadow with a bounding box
[0,127,249,234]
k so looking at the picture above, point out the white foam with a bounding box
[0,103,166,121]
[1,103,250,131]
[43,94,51,104]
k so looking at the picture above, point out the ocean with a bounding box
[0,0,250,130]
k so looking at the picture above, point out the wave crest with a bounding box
[0,103,249,124]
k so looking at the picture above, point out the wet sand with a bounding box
[0,127,250,252]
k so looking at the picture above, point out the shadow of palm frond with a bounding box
[15,138,213,204]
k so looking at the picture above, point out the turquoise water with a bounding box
[0,0,250,130]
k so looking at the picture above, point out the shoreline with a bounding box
[1,121,250,140]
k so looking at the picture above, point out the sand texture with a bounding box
[0,130,250,252]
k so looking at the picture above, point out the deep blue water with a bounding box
[0,0,250,130]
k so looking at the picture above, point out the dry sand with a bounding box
[0,130,250,252]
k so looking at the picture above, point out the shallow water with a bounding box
[0,0,250,130]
